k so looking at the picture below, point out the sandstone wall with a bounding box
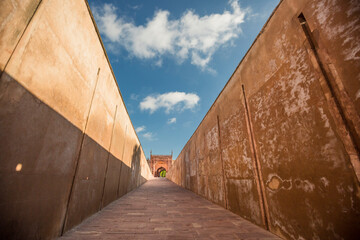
[0,0,152,239]
[167,0,360,239]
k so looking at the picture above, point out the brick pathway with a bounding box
[60,178,280,239]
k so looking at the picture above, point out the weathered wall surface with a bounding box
[167,0,360,239]
[0,0,152,239]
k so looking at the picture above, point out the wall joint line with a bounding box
[0,0,44,80]
[61,68,101,235]
[217,115,228,209]
[242,84,270,230]
[298,13,360,181]
[100,105,118,209]
[117,125,128,197]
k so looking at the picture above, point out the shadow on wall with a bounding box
[0,71,147,239]
[129,145,142,192]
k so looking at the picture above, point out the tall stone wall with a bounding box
[167,0,360,239]
[0,0,152,239]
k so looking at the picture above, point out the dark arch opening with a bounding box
[155,167,166,177]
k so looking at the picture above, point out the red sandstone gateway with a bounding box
[148,152,173,177]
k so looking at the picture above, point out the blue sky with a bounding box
[88,0,280,159]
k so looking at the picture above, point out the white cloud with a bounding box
[92,0,248,70]
[167,117,176,124]
[154,59,163,67]
[136,126,156,140]
[135,125,145,133]
[140,91,200,114]
[143,132,156,141]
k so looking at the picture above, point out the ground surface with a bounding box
[60,178,280,239]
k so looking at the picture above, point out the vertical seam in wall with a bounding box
[182,153,184,187]
[298,13,360,182]
[117,125,128,197]
[84,1,147,160]
[217,115,228,209]
[0,0,43,80]
[195,142,199,194]
[242,85,270,230]
[100,105,118,209]
[61,68,101,235]
[203,133,206,195]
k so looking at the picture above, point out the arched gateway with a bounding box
[156,167,167,177]
[148,152,173,177]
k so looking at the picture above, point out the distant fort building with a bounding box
[148,151,173,177]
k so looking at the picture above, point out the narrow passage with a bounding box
[60,178,280,239]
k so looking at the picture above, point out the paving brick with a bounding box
[60,178,280,239]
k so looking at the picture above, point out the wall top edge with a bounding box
[174,0,285,161]
[83,0,147,159]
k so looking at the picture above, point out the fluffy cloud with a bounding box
[135,125,145,133]
[92,0,247,70]
[136,125,156,140]
[140,92,200,114]
[167,118,176,124]
[143,132,156,141]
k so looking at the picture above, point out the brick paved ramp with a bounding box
[60,178,280,239]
